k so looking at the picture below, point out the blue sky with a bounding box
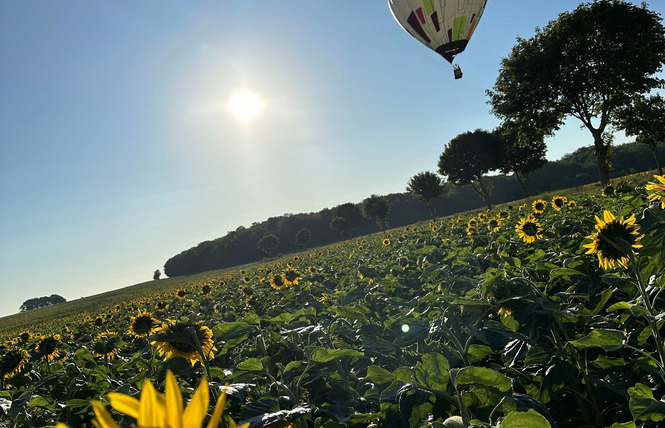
[1,1,663,317]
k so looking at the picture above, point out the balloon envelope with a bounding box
[388,0,488,64]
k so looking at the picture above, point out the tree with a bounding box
[438,129,503,209]
[495,125,548,195]
[360,194,390,231]
[615,94,665,175]
[153,270,161,280]
[257,233,280,256]
[406,171,446,221]
[295,228,312,247]
[330,203,363,236]
[487,0,665,186]
[20,294,66,312]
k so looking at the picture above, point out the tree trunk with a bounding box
[476,177,493,210]
[515,171,529,196]
[592,131,611,186]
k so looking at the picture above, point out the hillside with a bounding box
[164,142,665,277]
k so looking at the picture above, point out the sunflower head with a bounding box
[645,175,665,209]
[532,200,547,214]
[382,238,391,246]
[567,200,577,210]
[466,225,477,236]
[477,213,487,222]
[516,215,542,243]
[284,269,299,285]
[36,335,61,362]
[583,210,644,269]
[18,331,31,343]
[200,284,213,295]
[129,310,159,337]
[151,320,215,365]
[1,348,30,379]
[602,185,615,197]
[488,218,501,232]
[270,274,286,290]
[467,217,478,228]
[551,195,567,211]
[175,289,187,300]
[93,331,122,359]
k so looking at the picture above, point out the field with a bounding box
[1,172,665,428]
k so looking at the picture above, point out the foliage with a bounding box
[406,171,446,220]
[330,203,363,236]
[2,173,665,427]
[495,125,548,194]
[257,234,280,257]
[438,129,503,209]
[615,94,665,175]
[153,270,161,281]
[487,0,665,186]
[360,195,390,231]
[19,295,66,312]
[295,228,312,247]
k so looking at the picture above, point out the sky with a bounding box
[1,1,664,317]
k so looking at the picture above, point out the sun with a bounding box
[229,92,262,120]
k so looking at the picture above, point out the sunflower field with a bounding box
[2,174,665,428]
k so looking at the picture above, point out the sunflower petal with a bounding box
[183,377,209,428]
[166,370,184,428]
[603,210,615,223]
[206,390,227,428]
[138,380,164,427]
[91,401,121,428]
[108,393,140,419]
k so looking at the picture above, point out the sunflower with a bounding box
[516,215,542,243]
[499,210,510,220]
[129,310,159,337]
[242,276,251,284]
[602,185,615,196]
[57,370,248,428]
[283,269,299,285]
[646,175,665,209]
[93,331,122,359]
[382,238,391,246]
[477,213,487,222]
[307,266,317,274]
[200,284,213,295]
[36,334,61,362]
[567,200,577,210]
[18,331,31,343]
[551,195,567,211]
[270,274,286,290]
[466,225,477,236]
[152,320,215,365]
[532,200,547,214]
[218,279,226,287]
[488,218,501,232]
[583,210,644,269]
[430,223,438,232]
[467,217,478,228]
[175,288,187,300]
[1,349,30,379]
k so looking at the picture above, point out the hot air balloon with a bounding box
[388,0,488,79]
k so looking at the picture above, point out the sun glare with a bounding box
[229,92,262,120]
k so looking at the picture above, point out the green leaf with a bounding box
[235,358,263,372]
[608,423,637,428]
[27,396,53,410]
[65,399,91,408]
[310,348,363,363]
[568,329,624,350]
[467,344,493,364]
[334,304,371,320]
[591,356,626,370]
[499,409,551,428]
[212,322,257,341]
[393,320,430,347]
[414,352,450,392]
[364,365,394,385]
[629,383,665,422]
[453,367,512,393]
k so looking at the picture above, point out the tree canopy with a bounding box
[438,129,503,209]
[406,171,446,220]
[20,294,66,312]
[330,203,363,236]
[495,126,548,194]
[615,94,665,175]
[360,195,391,230]
[487,0,665,185]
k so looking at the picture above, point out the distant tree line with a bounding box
[20,294,66,312]
[163,142,665,278]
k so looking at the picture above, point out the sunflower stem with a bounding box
[630,255,665,370]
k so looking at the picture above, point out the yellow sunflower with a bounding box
[152,320,216,365]
[36,334,61,362]
[1,349,30,379]
[175,288,187,300]
[583,210,644,269]
[567,200,577,210]
[477,213,487,222]
[466,225,477,236]
[129,310,159,337]
[646,175,665,209]
[488,218,501,232]
[532,200,547,214]
[283,269,299,285]
[551,195,567,211]
[270,274,286,290]
[516,215,542,243]
[200,284,213,295]
[382,238,391,246]
[93,331,122,359]
[57,370,248,428]
[18,330,31,343]
[467,217,478,228]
